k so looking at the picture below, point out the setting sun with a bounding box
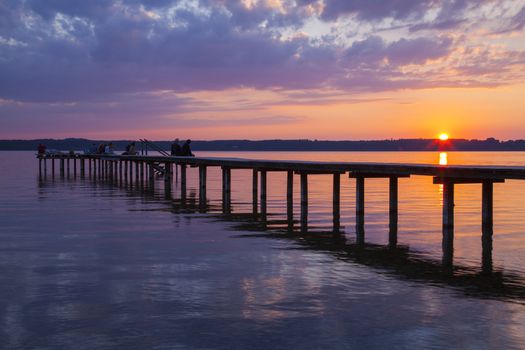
[439,133,449,141]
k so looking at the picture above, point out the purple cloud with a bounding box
[0,0,525,103]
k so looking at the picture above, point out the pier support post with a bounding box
[135,161,139,183]
[108,161,113,181]
[333,173,341,232]
[73,157,77,177]
[38,158,42,176]
[389,176,399,247]
[222,167,231,213]
[43,158,47,175]
[129,161,133,185]
[260,170,267,218]
[140,162,144,185]
[252,169,258,214]
[199,165,207,208]
[356,176,365,244]
[52,158,55,177]
[164,162,171,195]
[60,158,65,177]
[442,180,454,266]
[300,173,308,233]
[67,158,70,177]
[118,161,122,184]
[80,158,85,177]
[482,180,494,274]
[180,164,187,200]
[148,162,155,190]
[149,162,154,182]
[287,170,294,229]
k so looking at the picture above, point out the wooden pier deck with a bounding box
[37,153,525,271]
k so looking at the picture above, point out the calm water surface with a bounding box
[1,151,525,349]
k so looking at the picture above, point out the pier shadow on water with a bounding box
[38,175,525,306]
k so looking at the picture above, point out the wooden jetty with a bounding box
[37,153,525,270]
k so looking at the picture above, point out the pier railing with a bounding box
[36,153,525,271]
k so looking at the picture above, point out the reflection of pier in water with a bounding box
[37,172,525,304]
[37,153,525,273]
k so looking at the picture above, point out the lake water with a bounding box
[1,151,525,349]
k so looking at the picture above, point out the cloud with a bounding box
[0,0,525,105]
[495,5,525,33]
[170,115,304,127]
[321,0,437,21]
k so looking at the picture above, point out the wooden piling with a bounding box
[149,162,154,182]
[333,173,340,232]
[442,180,454,266]
[164,162,171,193]
[287,170,294,229]
[300,173,308,232]
[356,176,365,244]
[252,169,258,214]
[222,167,231,213]
[180,164,187,197]
[199,165,207,205]
[389,176,398,247]
[260,170,267,217]
[129,161,133,185]
[482,180,494,273]
[60,158,65,177]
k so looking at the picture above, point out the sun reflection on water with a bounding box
[439,152,448,165]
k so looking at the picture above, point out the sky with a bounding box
[0,0,524,140]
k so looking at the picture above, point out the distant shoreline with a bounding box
[1,138,525,152]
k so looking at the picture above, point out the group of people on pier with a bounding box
[171,139,194,157]
[37,139,195,157]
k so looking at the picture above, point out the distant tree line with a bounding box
[1,137,525,152]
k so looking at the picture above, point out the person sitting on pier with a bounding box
[171,139,182,156]
[181,139,195,157]
[88,143,98,154]
[123,142,137,155]
[104,142,115,154]
[37,143,46,155]
[97,143,106,154]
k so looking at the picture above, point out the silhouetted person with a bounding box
[88,143,97,154]
[37,143,46,155]
[104,142,114,154]
[171,138,182,156]
[97,143,106,154]
[181,139,194,157]
[123,141,136,155]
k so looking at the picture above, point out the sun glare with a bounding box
[438,133,449,141]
